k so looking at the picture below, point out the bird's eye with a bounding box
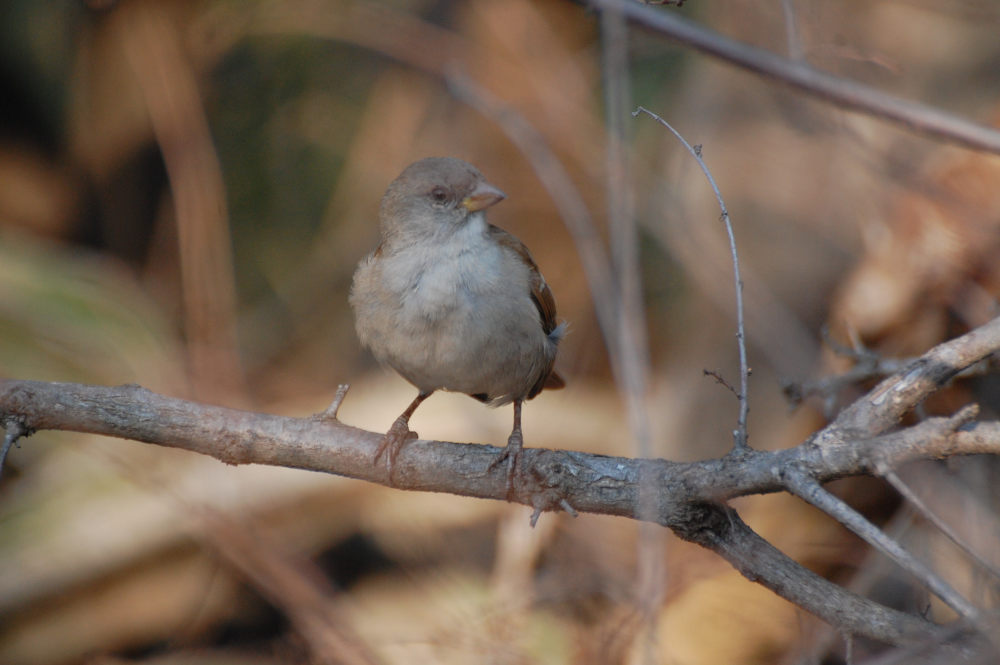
[430,187,449,204]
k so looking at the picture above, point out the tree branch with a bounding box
[783,462,983,625]
[593,0,1000,155]
[0,385,991,648]
[4,318,1000,650]
[826,315,1000,437]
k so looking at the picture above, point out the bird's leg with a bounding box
[374,390,432,481]
[489,399,524,500]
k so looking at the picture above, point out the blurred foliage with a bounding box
[2,0,1000,663]
[0,228,185,387]
[211,37,374,301]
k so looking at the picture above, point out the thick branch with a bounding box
[2,381,996,513]
[687,504,952,645]
[784,465,982,624]
[1,377,997,646]
[4,316,1000,651]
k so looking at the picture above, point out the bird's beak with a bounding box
[462,181,506,212]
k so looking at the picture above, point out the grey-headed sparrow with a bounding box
[350,157,565,494]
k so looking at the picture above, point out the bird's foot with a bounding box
[374,416,418,482]
[488,429,524,500]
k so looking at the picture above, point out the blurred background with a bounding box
[2,0,1000,663]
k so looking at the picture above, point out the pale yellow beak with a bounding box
[462,181,506,212]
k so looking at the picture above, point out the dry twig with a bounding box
[633,105,750,450]
[594,0,1000,155]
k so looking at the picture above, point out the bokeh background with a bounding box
[3,1,1000,663]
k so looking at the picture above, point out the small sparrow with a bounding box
[350,157,565,494]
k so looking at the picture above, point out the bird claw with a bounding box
[374,416,418,482]
[488,429,523,500]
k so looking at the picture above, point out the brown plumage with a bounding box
[350,157,565,494]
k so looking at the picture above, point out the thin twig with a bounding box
[601,11,663,662]
[703,369,739,398]
[602,0,652,460]
[782,466,984,627]
[1,419,27,477]
[785,330,998,417]
[880,468,1000,583]
[781,0,803,61]
[633,106,750,450]
[782,356,911,414]
[596,0,1000,155]
[122,5,245,400]
[316,384,351,421]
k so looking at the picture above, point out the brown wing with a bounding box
[488,225,565,396]
[544,370,565,390]
[488,225,558,334]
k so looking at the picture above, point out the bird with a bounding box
[350,157,565,495]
